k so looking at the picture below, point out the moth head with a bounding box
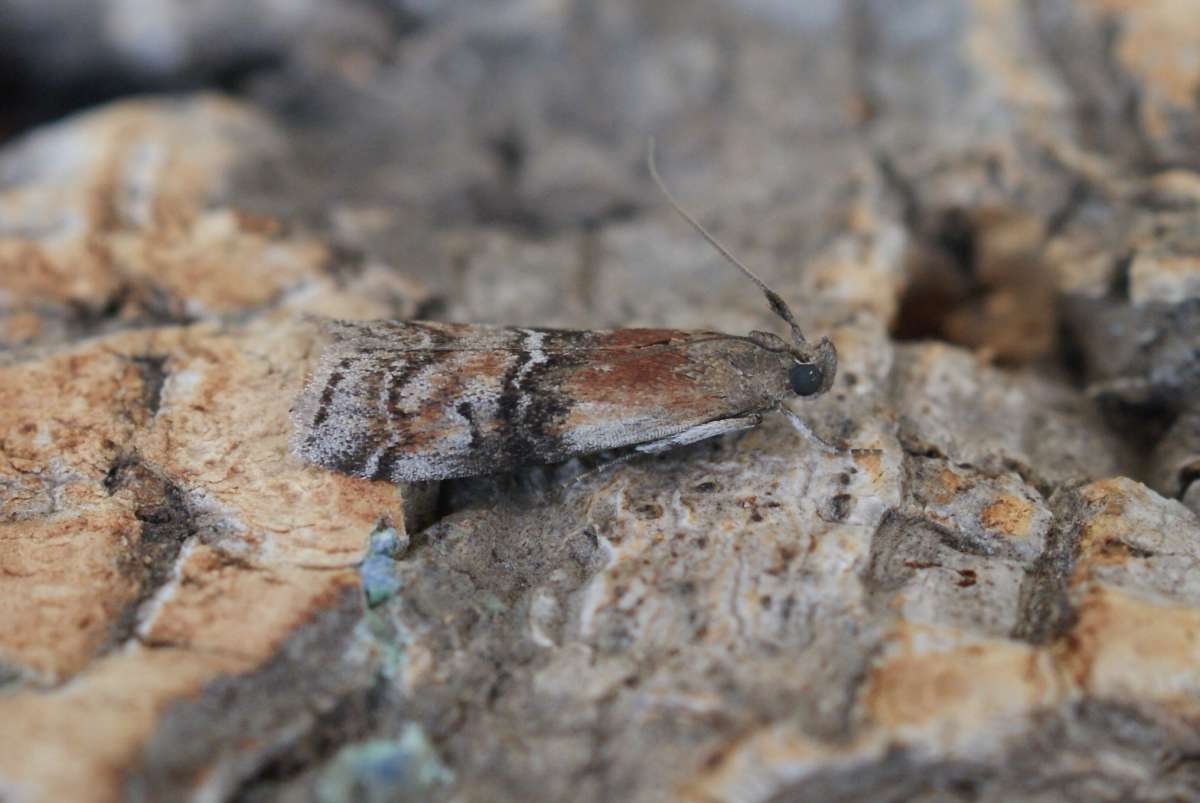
[647,140,838,399]
[750,330,837,398]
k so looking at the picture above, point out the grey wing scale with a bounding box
[291,324,436,479]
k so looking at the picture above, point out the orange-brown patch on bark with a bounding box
[932,467,973,504]
[854,449,884,480]
[980,494,1034,538]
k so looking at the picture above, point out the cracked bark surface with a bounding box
[1,1,1199,802]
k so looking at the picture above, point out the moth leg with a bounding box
[779,406,882,456]
[563,451,641,487]
[634,414,763,455]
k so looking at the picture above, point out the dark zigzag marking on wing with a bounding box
[308,357,352,432]
[495,348,535,466]
[456,401,483,451]
[369,350,446,481]
[495,346,579,469]
[303,321,407,445]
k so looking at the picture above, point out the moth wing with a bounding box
[316,319,692,354]
[293,321,750,482]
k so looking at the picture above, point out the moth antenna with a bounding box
[647,138,809,346]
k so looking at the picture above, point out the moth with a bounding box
[292,150,840,483]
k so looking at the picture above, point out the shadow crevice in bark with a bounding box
[102,456,197,652]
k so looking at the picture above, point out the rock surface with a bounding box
[1,1,1198,802]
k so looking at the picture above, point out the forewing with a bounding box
[292,320,746,482]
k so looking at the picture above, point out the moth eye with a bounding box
[789,362,823,396]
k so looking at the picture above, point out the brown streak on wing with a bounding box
[555,341,739,439]
[591,328,695,349]
[567,347,695,404]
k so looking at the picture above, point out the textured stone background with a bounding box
[1,1,1199,802]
